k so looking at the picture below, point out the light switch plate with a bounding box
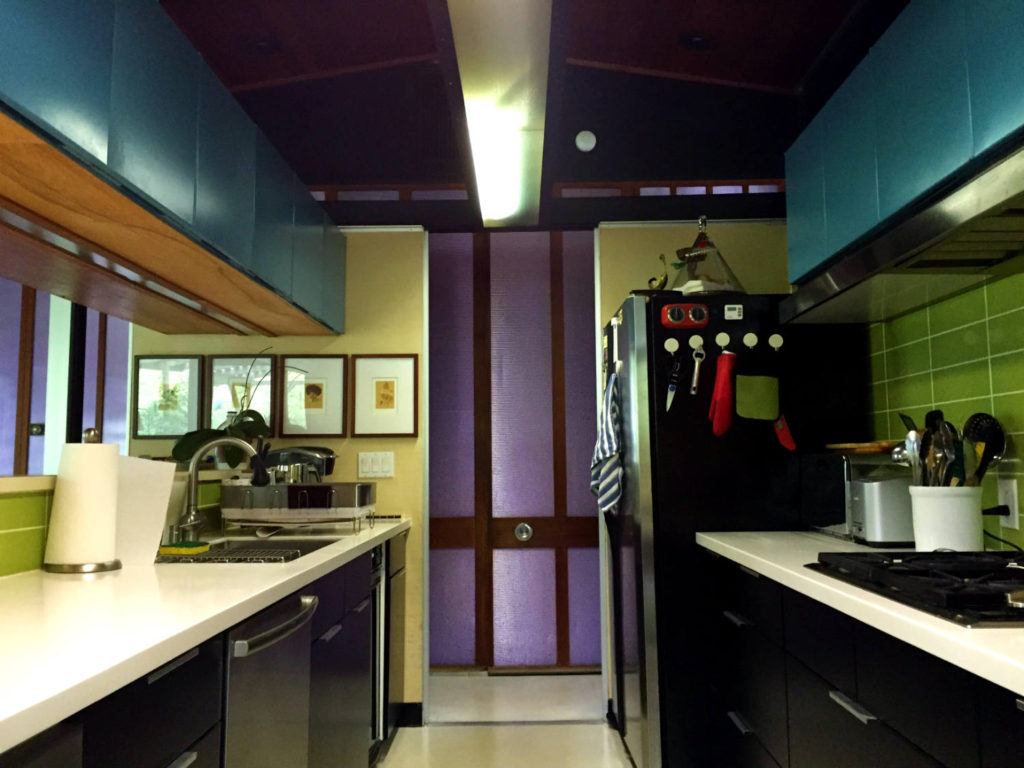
[358,451,395,478]
[998,477,1019,530]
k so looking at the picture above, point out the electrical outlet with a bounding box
[998,477,1019,530]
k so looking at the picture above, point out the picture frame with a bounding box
[351,354,419,437]
[206,355,276,431]
[131,356,203,439]
[279,355,348,437]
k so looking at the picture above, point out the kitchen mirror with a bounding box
[206,355,276,431]
[132,356,203,439]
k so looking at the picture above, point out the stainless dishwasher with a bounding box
[224,592,319,768]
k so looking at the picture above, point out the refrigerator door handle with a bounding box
[611,316,622,372]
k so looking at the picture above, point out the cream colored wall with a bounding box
[597,219,790,323]
[130,228,425,702]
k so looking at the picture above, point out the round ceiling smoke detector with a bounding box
[575,130,597,152]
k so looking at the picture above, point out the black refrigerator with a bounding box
[602,291,866,768]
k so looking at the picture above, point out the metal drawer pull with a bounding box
[1017,698,1024,712]
[318,623,343,643]
[353,597,371,613]
[727,711,754,735]
[233,595,319,658]
[147,647,199,685]
[829,690,877,725]
[167,751,198,768]
[739,565,761,579]
[722,610,751,628]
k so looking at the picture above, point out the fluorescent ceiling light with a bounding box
[447,0,552,227]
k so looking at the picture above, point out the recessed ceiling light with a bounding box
[575,130,597,152]
[679,32,715,52]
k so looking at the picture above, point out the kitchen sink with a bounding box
[155,537,340,563]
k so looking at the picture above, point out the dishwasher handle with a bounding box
[233,595,319,658]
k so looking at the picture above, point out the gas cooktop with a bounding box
[808,550,1024,627]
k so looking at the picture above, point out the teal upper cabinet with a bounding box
[253,141,296,292]
[821,56,879,257]
[966,0,1024,156]
[109,0,199,225]
[873,0,971,221]
[0,0,113,164]
[785,118,826,284]
[322,226,346,333]
[196,70,256,269]
[291,186,327,320]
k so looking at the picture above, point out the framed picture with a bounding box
[351,354,419,437]
[132,356,203,439]
[279,355,348,436]
[206,355,276,431]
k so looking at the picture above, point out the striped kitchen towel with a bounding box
[591,372,623,514]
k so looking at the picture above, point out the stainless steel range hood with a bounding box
[780,141,1024,324]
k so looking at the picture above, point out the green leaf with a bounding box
[232,409,271,439]
[171,428,227,462]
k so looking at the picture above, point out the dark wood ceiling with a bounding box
[162,0,907,230]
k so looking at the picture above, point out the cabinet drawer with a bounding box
[83,636,223,768]
[346,552,374,607]
[976,678,1024,768]
[727,625,788,766]
[783,588,855,693]
[710,689,781,768]
[788,656,943,768]
[168,724,221,768]
[309,565,348,638]
[718,560,783,645]
[856,623,979,768]
[0,719,82,768]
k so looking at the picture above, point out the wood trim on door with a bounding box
[13,286,35,475]
[94,313,107,440]
[549,232,571,666]
[472,232,494,668]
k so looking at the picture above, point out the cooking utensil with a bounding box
[938,420,957,486]
[899,413,918,432]
[963,413,1006,486]
[905,430,922,486]
[891,444,909,466]
[919,428,933,485]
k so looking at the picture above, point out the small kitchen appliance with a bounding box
[810,550,1024,627]
[801,453,914,546]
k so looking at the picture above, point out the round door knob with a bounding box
[514,522,534,542]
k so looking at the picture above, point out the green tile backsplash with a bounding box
[869,273,1024,548]
[0,491,52,577]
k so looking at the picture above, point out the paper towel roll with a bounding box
[44,443,121,573]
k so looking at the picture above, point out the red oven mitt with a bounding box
[708,351,736,436]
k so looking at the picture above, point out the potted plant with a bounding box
[171,350,273,467]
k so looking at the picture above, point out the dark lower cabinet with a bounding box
[309,567,375,768]
[709,688,780,768]
[82,637,223,768]
[172,724,221,768]
[788,656,943,768]
[978,679,1024,768]
[855,623,979,768]
[0,720,82,768]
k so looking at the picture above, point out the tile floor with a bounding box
[428,673,606,723]
[377,673,633,768]
[379,723,634,768]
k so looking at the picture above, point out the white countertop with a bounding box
[0,519,410,753]
[697,531,1024,697]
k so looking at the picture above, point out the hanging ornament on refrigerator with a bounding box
[670,215,746,295]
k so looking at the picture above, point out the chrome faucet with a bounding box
[178,436,258,541]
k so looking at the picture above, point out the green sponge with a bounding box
[158,541,211,556]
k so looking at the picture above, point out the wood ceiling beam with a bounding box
[229,54,438,94]
[566,58,799,95]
